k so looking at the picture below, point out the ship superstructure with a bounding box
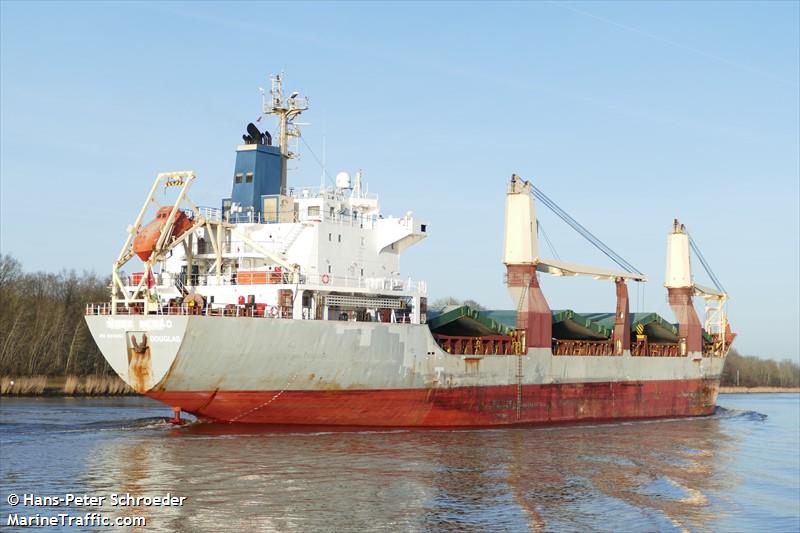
[86,76,735,427]
[108,75,427,328]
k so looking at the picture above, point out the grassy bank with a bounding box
[719,386,800,394]
[1,375,133,396]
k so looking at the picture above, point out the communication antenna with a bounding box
[262,73,309,194]
[320,135,327,193]
[353,169,363,198]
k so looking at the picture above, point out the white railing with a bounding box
[220,208,379,229]
[286,186,378,202]
[118,271,427,294]
[198,206,222,222]
[85,302,289,318]
[86,303,113,315]
[302,273,426,294]
[298,211,378,229]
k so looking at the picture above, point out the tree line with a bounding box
[720,349,799,388]
[0,255,112,376]
[0,257,798,388]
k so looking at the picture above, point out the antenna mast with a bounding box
[320,135,327,192]
[263,73,309,194]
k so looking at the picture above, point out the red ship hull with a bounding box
[148,378,719,427]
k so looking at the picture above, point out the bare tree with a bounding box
[0,255,110,377]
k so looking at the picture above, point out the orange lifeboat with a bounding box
[133,207,194,261]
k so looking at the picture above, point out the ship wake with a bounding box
[712,405,768,421]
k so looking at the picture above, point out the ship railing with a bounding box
[85,303,150,316]
[123,272,427,293]
[86,303,113,315]
[286,186,379,202]
[297,209,377,227]
[552,339,617,356]
[550,340,721,358]
[222,209,378,229]
[183,272,423,292]
[631,341,682,357]
[86,302,294,319]
[88,301,430,324]
[302,273,427,294]
[161,305,291,318]
[292,210,381,230]
[142,272,426,293]
[226,212,295,224]
[197,206,222,222]
[434,334,524,356]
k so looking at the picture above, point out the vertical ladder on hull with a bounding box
[515,283,528,421]
[516,354,523,420]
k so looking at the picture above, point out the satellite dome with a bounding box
[335,171,351,189]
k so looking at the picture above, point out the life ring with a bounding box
[321,274,330,284]
[269,306,279,317]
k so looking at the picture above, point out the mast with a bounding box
[262,74,309,194]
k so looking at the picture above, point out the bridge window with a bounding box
[245,172,254,183]
[234,173,243,184]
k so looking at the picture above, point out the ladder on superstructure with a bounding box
[281,224,305,255]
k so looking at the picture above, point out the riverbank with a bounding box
[0,375,133,396]
[720,386,800,394]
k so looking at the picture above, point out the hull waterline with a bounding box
[146,378,718,427]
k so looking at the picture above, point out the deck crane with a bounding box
[665,219,732,355]
[503,174,645,353]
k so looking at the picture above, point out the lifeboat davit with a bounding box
[133,207,194,261]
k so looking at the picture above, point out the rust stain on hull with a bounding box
[127,333,152,393]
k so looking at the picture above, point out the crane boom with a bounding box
[536,258,647,282]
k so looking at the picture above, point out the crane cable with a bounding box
[688,233,726,294]
[530,186,643,276]
[536,220,561,260]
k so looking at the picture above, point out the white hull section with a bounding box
[86,316,725,394]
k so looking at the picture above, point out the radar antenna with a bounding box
[262,73,309,194]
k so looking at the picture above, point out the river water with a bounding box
[1,394,798,532]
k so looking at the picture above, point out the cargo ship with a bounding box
[85,75,735,426]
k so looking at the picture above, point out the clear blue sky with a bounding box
[1,1,798,361]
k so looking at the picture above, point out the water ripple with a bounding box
[0,395,796,533]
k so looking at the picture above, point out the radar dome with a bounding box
[335,171,351,189]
